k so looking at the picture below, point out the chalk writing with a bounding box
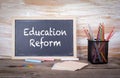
[30,37,61,48]
[24,27,67,36]
[24,27,67,49]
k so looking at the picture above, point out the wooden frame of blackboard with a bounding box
[12,17,77,59]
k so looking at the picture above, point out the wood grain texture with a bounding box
[0,0,119,58]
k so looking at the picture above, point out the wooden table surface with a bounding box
[0,58,120,78]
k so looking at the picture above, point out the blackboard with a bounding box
[13,17,76,59]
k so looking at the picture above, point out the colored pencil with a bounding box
[83,27,90,39]
[106,27,115,40]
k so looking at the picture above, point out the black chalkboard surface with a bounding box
[13,17,76,59]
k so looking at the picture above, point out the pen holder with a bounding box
[88,40,109,64]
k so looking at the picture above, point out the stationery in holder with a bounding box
[83,23,115,64]
[88,40,108,64]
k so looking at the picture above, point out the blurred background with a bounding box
[0,0,120,59]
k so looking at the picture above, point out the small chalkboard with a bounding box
[12,17,77,59]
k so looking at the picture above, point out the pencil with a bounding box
[100,52,107,62]
[106,27,115,40]
[97,25,100,40]
[101,23,105,41]
[88,25,94,40]
[83,27,90,39]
